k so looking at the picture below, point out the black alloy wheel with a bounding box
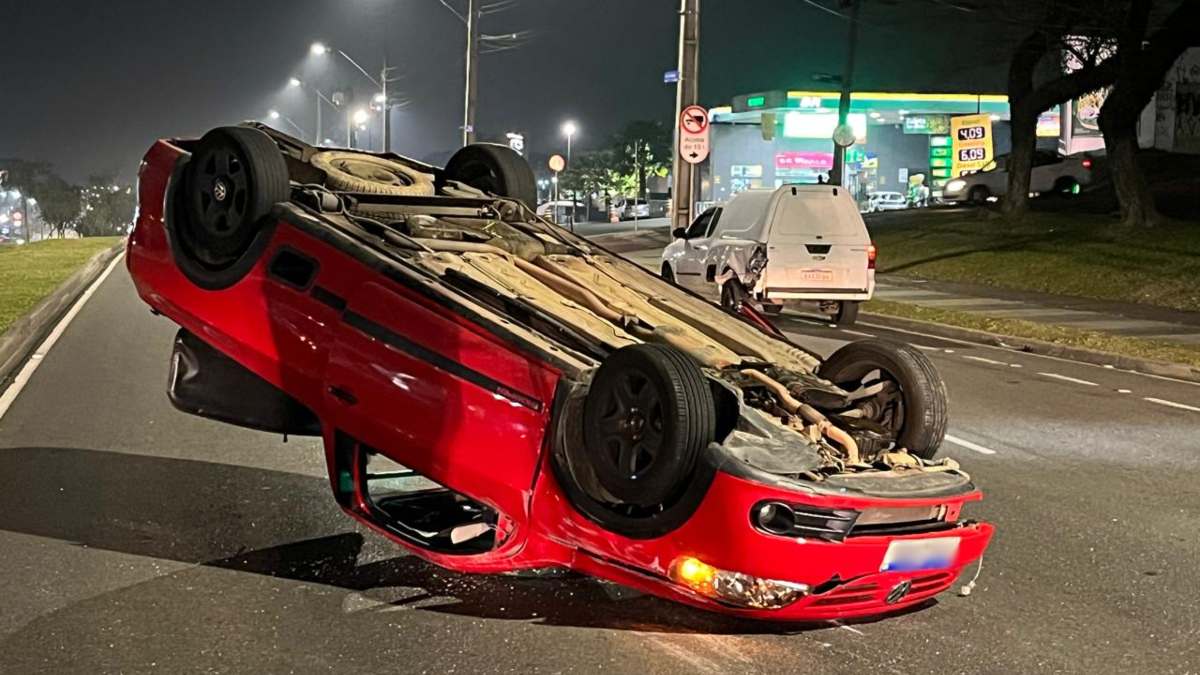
[180,127,289,270]
[442,143,537,211]
[582,344,715,509]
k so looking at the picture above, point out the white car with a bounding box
[614,197,651,220]
[942,151,1094,204]
[661,185,876,325]
[867,191,908,212]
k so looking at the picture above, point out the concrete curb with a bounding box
[860,311,1200,384]
[0,241,125,384]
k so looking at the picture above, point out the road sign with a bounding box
[548,154,565,173]
[663,69,679,84]
[679,105,710,165]
[950,114,994,176]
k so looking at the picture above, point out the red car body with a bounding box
[129,135,993,621]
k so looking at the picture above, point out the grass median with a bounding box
[0,237,123,334]
[871,209,1200,312]
[865,298,1200,370]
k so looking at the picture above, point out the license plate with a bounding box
[800,269,834,282]
[880,537,960,572]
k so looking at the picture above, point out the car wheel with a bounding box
[443,143,537,211]
[311,151,436,196]
[581,344,716,509]
[720,278,749,312]
[661,263,676,284]
[834,300,860,326]
[818,339,948,460]
[968,186,990,204]
[179,126,290,271]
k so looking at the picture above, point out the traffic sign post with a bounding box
[679,105,710,165]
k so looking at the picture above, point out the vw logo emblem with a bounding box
[885,580,912,605]
[212,179,228,202]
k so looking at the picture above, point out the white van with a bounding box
[660,185,875,325]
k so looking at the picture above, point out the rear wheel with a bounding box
[578,344,715,510]
[720,279,749,312]
[179,126,289,271]
[834,300,860,326]
[443,143,537,211]
[818,339,948,459]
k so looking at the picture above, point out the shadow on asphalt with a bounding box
[0,446,934,638]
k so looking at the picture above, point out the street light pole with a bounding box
[670,0,701,233]
[830,0,862,187]
[463,0,480,146]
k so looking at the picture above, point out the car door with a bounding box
[672,207,720,291]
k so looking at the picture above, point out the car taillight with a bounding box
[867,243,877,270]
[1081,158,1093,169]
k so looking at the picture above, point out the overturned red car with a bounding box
[127,124,992,621]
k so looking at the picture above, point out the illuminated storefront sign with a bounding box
[782,112,867,142]
[903,114,951,135]
[775,151,833,170]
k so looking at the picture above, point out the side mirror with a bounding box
[672,228,687,240]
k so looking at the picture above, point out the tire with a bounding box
[311,151,435,196]
[443,143,537,211]
[580,344,716,508]
[720,278,749,312]
[660,263,675,283]
[818,339,948,459]
[968,186,990,204]
[180,126,289,270]
[834,301,860,326]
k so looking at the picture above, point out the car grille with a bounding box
[809,571,956,608]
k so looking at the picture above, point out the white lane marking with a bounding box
[840,329,876,338]
[962,355,1009,366]
[0,252,124,421]
[1117,389,1132,394]
[1010,363,1023,368]
[945,434,997,455]
[857,319,1200,388]
[1037,372,1099,387]
[1144,397,1200,413]
[837,623,866,636]
[913,344,939,351]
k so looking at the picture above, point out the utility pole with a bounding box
[382,58,390,152]
[316,95,322,145]
[670,0,700,233]
[463,0,480,146]
[830,0,861,186]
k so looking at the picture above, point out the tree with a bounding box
[999,3,1122,217]
[78,175,136,237]
[1097,0,1200,227]
[610,120,672,200]
[0,159,81,238]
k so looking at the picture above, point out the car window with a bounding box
[705,208,723,237]
[684,209,714,238]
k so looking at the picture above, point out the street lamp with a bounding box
[288,77,302,88]
[561,121,578,225]
[353,108,370,126]
[310,41,395,152]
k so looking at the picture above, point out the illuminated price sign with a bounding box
[958,147,987,162]
[950,114,994,176]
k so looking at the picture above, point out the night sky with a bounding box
[0,0,1014,182]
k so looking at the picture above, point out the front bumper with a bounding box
[543,467,993,621]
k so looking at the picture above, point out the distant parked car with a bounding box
[866,191,907,213]
[614,197,651,220]
[536,200,586,222]
[942,151,1093,204]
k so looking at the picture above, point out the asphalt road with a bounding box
[1,253,1199,674]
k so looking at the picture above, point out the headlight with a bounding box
[945,179,966,193]
[669,556,810,609]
